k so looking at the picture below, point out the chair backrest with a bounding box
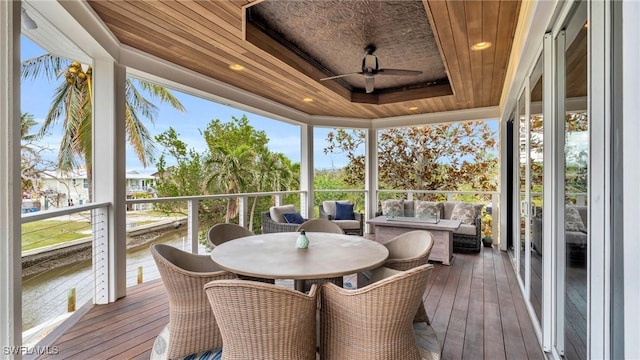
[207,222,253,248]
[150,244,235,359]
[320,264,433,360]
[296,218,343,234]
[204,279,318,360]
[384,230,434,271]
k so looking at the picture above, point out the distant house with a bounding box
[35,170,157,210]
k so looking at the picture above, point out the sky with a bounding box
[20,36,354,175]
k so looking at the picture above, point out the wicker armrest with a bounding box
[261,211,299,233]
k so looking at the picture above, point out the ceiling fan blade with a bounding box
[320,72,363,81]
[365,76,375,93]
[378,68,423,76]
[363,54,378,71]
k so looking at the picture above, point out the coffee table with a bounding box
[210,232,388,291]
[367,216,461,265]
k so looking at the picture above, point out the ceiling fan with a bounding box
[320,45,423,94]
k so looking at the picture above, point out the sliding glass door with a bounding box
[556,2,588,359]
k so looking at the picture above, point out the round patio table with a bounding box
[210,232,389,291]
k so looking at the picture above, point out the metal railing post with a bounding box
[187,199,199,253]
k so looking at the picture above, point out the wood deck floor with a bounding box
[34,246,544,360]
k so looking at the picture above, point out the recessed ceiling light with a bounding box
[409,106,418,111]
[303,97,313,103]
[229,64,245,71]
[471,41,492,51]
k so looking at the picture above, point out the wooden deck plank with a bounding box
[493,247,529,359]
[502,250,545,360]
[431,252,464,343]
[441,251,473,360]
[36,247,544,359]
[462,249,485,360]
[483,248,506,360]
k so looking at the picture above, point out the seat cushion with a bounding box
[453,223,477,236]
[335,202,355,220]
[283,212,305,224]
[332,219,360,230]
[269,205,296,223]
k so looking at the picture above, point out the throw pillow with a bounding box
[565,207,587,233]
[381,199,404,217]
[335,202,355,220]
[414,201,443,219]
[450,202,483,225]
[283,212,305,224]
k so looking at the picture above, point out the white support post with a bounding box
[492,193,500,246]
[92,59,127,303]
[187,200,199,253]
[365,129,378,233]
[300,125,314,218]
[238,196,248,228]
[0,1,22,354]
[622,1,640,358]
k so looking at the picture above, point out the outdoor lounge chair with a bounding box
[319,264,437,360]
[206,222,253,248]
[150,244,235,359]
[318,201,364,235]
[204,279,318,360]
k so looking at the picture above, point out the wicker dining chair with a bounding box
[296,219,344,291]
[207,222,274,284]
[296,218,344,234]
[204,279,318,360]
[150,244,236,359]
[358,230,434,323]
[206,222,253,249]
[358,230,433,286]
[384,230,434,271]
[319,264,434,360]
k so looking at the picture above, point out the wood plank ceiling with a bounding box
[87,0,521,120]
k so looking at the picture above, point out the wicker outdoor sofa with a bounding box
[379,200,484,253]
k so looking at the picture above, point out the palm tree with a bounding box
[204,144,256,222]
[21,54,185,201]
[248,150,295,229]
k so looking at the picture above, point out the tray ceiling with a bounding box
[87,0,522,120]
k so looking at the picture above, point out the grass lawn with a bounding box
[21,220,92,251]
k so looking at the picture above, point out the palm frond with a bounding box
[136,80,186,112]
[21,54,68,81]
[125,80,158,122]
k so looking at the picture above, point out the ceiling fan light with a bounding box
[229,64,245,71]
[471,41,492,51]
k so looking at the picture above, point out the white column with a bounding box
[622,1,640,358]
[300,125,314,218]
[92,59,127,303]
[365,129,378,233]
[0,1,22,353]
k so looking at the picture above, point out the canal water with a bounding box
[21,229,206,333]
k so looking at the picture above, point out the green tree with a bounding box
[154,115,299,235]
[21,54,185,200]
[324,121,499,199]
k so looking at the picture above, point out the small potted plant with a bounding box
[482,236,493,247]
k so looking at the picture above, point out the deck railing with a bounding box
[19,187,500,345]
